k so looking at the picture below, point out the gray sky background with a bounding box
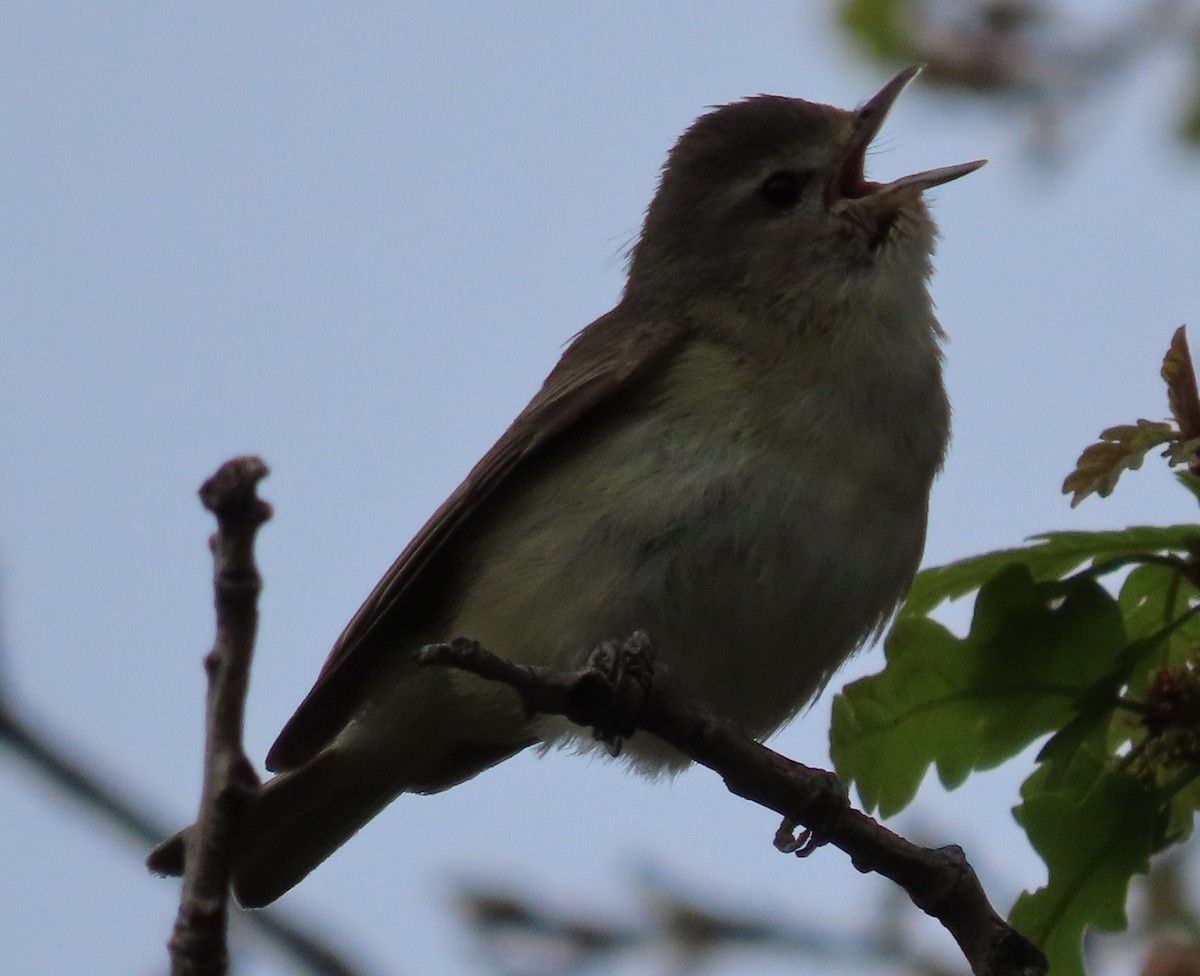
[2,3,1197,974]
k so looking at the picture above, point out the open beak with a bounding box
[828,65,986,213]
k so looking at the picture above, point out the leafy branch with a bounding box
[833,325,1200,976]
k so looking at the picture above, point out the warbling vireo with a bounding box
[150,66,983,906]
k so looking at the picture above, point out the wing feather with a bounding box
[266,305,685,770]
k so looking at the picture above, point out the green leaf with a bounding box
[1036,565,1200,764]
[1010,753,1166,976]
[1166,775,1200,843]
[837,0,918,62]
[1175,470,1200,508]
[1035,631,1165,787]
[1120,564,1186,642]
[1182,84,1200,146]
[1118,564,1200,699]
[832,566,1127,815]
[831,616,958,814]
[904,524,1200,617]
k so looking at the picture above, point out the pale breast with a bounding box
[447,331,947,769]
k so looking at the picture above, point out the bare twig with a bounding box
[165,456,271,976]
[0,502,371,976]
[418,635,1049,976]
[0,698,370,976]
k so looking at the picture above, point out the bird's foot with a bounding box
[585,631,656,756]
[773,817,827,858]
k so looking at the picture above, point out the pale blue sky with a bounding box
[1,4,1196,975]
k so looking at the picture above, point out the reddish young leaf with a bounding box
[1163,326,1200,441]
[1062,421,1175,507]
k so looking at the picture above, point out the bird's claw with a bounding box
[585,631,656,755]
[773,817,825,858]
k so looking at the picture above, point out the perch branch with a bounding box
[417,634,1048,976]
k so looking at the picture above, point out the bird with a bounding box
[149,65,983,908]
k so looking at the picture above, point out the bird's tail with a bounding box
[146,746,400,908]
[232,747,401,907]
[147,732,535,907]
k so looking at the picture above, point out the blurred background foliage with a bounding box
[839,0,1200,149]
[446,851,1200,976]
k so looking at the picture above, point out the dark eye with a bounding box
[758,170,810,209]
